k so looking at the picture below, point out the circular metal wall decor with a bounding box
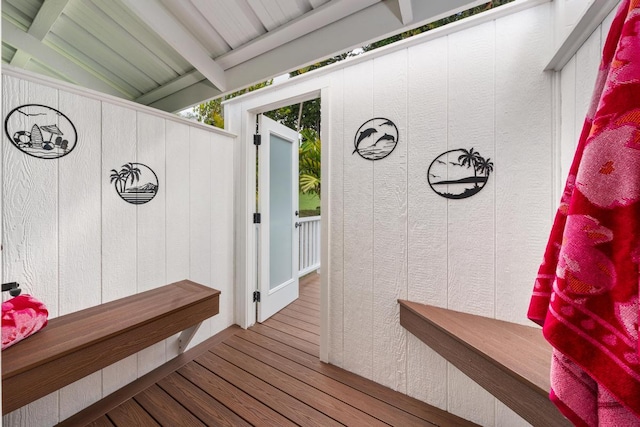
[4,104,77,159]
[353,117,398,161]
[428,148,493,199]
[109,163,159,205]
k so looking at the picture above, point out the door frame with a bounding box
[225,81,330,362]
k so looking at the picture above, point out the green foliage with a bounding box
[265,98,321,134]
[298,128,321,197]
[194,80,273,128]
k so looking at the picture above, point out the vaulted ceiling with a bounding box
[2,0,484,112]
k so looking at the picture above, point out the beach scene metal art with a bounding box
[109,162,159,205]
[4,104,77,159]
[428,148,494,199]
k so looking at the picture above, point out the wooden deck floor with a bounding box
[60,274,476,427]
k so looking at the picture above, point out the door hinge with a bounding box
[253,134,261,146]
[253,291,261,302]
[253,213,261,223]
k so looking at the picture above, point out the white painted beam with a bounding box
[546,0,620,71]
[2,19,128,98]
[120,0,227,91]
[216,0,380,70]
[8,0,71,76]
[397,0,414,25]
[29,0,70,39]
[9,50,32,67]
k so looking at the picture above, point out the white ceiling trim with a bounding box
[2,19,126,98]
[397,0,414,25]
[216,0,379,70]
[120,0,228,91]
[545,0,619,71]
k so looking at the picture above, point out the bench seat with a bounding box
[2,280,219,414]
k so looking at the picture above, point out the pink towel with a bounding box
[2,294,49,350]
[528,1,640,425]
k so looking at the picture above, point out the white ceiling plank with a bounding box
[28,0,70,39]
[9,49,32,67]
[120,0,227,91]
[397,0,414,25]
[308,0,330,9]
[2,19,127,98]
[216,0,380,70]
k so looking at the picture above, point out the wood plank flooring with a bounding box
[60,274,477,427]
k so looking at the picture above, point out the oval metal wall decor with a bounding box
[4,104,77,159]
[428,148,494,199]
[109,163,159,205]
[353,117,399,161]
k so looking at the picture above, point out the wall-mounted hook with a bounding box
[2,282,22,297]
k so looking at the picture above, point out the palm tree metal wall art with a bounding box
[4,104,77,159]
[427,148,494,199]
[353,117,399,160]
[110,162,158,205]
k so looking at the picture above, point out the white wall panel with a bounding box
[57,90,103,420]
[2,70,235,425]
[165,120,191,357]
[101,101,138,396]
[342,60,374,379]
[328,69,344,366]
[2,76,61,426]
[447,21,495,320]
[406,36,449,409]
[372,49,408,392]
[495,4,553,325]
[210,133,235,334]
[136,111,167,376]
[188,127,213,348]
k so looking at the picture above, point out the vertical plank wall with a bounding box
[328,3,554,426]
[558,5,618,186]
[2,72,235,426]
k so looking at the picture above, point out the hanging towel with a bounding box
[2,294,49,350]
[528,0,640,425]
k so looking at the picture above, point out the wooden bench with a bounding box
[2,280,220,414]
[399,299,571,427]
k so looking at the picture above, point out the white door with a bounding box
[257,115,299,322]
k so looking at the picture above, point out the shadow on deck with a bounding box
[59,274,476,426]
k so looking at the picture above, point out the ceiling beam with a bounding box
[9,0,71,70]
[397,0,414,25]
[148,0,483,112]
[120,0,227,92]
[2,19,128,98]
[216,0,380,70]
[28,0,70,39]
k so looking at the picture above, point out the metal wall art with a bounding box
[4,104,77,159]
[109,163,158,205]
[428,148,494,199]
[353,117,398,160]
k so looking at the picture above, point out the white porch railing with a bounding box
[298,216,321,277]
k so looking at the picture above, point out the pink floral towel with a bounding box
[2,295,49,350]
[528,0,640,425]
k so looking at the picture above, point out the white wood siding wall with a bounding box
[558,5,618,186]
[328,4,554,426]
[2,72,235,426]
